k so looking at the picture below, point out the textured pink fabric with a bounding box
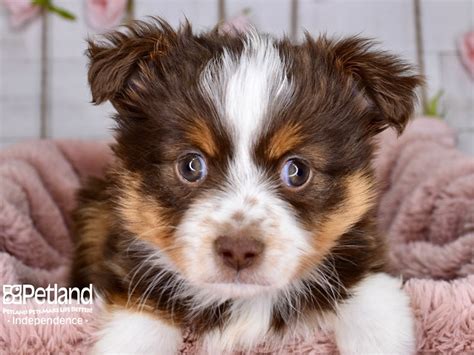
[375,118,474,279]
[0,140,111,354]
[0,119,473,353]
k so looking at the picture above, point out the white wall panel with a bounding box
[424,53,442,99]
[226,0,291,36]
[135,0,218,31]
[440,53,474,130]
[47,0,113,139]
[421,0,473,52]
[458,129,474,154]
[0,6,42,142]
[48,57,114,138]
[298,0,416,53]
[0,0,473,153]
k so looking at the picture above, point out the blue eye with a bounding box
[281,158,311,188]
[177,153,207,183]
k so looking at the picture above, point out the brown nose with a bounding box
[214,236,264,271]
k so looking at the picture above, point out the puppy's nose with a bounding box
[214,236,264,271]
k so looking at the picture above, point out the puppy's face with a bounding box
[88,21,421,300]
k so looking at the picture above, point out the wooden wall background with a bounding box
[1,0,473,153]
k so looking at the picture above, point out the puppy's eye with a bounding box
[177,153,207,183]
[281,158,311,188]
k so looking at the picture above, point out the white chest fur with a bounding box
[93,273,414,355]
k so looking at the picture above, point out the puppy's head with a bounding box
[88,19,422,300]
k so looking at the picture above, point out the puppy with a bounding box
[71,18,423,354]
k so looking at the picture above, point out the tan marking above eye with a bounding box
[266,122,305,160]
[185,119,218,157]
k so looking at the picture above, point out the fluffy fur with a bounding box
[0,118,472,353]
[71,18,423,354]
[93,309,182,354]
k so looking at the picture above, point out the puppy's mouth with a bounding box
[203,281,274,298]
[207,268,273,286]
[198,272,277,298]
[209,275,271,286]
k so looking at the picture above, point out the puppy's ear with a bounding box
[324,36,424,135]
[87,19,178,109]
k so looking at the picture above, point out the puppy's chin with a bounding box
[185,267,291,299]
[201,282,275,299]
[194,271,290,299]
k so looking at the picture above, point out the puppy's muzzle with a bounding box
[214,235,264,271]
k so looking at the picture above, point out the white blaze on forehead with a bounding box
[178,32,310,299]
[200,32,293,185]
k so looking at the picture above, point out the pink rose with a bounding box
[2,0,40,28]
[459,31,474,79]
[85,0,127,31]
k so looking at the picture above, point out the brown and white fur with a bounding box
[71,19,423,354]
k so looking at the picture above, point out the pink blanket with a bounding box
[0,118,473,353]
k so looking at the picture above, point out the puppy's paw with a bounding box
[93,308,182,354]
[333,273,415,354]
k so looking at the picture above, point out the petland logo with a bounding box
[3,284,94,305]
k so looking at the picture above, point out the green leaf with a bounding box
[424,90,444,118]
[48,4,76,20]
[31,0,76,21]
[31,0,48,6]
